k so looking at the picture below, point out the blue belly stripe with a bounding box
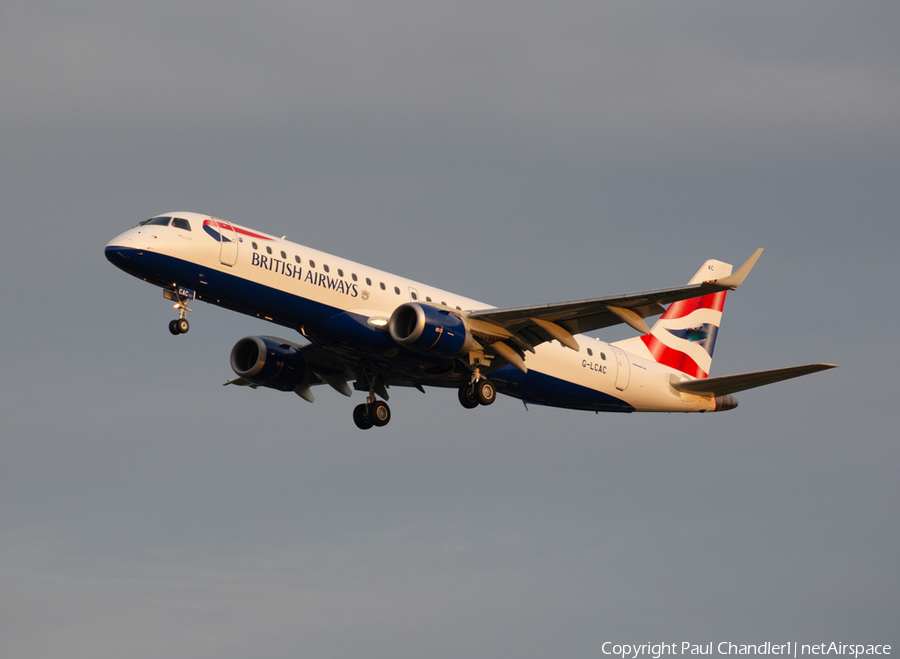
[105,245,632,412]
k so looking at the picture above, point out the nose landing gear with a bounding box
[164,287,194,335]
[169,318,190,335]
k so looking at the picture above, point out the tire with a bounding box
[353,403,374,430]
[176,318,190,334]
[169,320,180,335]
[458,383,479,409]
[475,379,496,406]
[370,401,391,427]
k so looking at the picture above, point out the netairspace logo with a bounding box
[601,643,891,659]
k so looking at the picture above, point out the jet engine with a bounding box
[388,303,473,357]
[230,336,308,391]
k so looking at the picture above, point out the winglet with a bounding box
[714,248,764,290]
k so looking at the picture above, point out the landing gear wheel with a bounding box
[458,383,479,409]
[353,403,374,430]
[475,379,496,406]
[164,287,194,336]
[369,400,391,427]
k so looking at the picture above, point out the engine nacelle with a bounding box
[388,303,473,357]
[230,336,308,392]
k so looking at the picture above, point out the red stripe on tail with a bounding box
[640,334,709,378]
[661,291,727,320]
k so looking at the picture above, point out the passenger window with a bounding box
[366,278,372,286]
[323,264,330,273]
[294,255,301,263]
[411,292,418,300]
[252,242,258,250]
[337,269,344,277]
[380,282,386,290]
[281,250,287,259]
[266,246,272,255]
[587,348,593,356]
[351,273,358,282]
[600,352,607,360]
[309,260,316,268]
[171,218,191,231]
[441,301,447,306]
[394,286,400,295]
[456,306,461,310]
[426,296,432,302]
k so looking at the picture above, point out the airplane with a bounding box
[105,212,835,429]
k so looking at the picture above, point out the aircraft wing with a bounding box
[467,249,764,352]
[671,363,837,397]
[222,337,440,401]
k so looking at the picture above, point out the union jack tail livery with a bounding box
[614,260,733,379]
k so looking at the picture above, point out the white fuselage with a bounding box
[106,212,719,413]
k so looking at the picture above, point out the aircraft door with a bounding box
[611,345,630,391]
[218,221,238,266]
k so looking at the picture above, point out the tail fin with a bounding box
[613,259,733,378]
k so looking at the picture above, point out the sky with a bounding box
[1,1,898,657]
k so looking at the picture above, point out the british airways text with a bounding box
[251,252,358,297]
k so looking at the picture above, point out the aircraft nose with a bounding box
[104,242,127,267]
[106,228,131,248]
[104,229,136,265]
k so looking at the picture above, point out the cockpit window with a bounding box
[140,217,172,227]
[171,218,191,231]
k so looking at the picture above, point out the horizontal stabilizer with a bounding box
[671,363,836,397]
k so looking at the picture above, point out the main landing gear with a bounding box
[352,372,392,430]
[458,376,496,409]
[353,398,391,430]
[164,287,193,335]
